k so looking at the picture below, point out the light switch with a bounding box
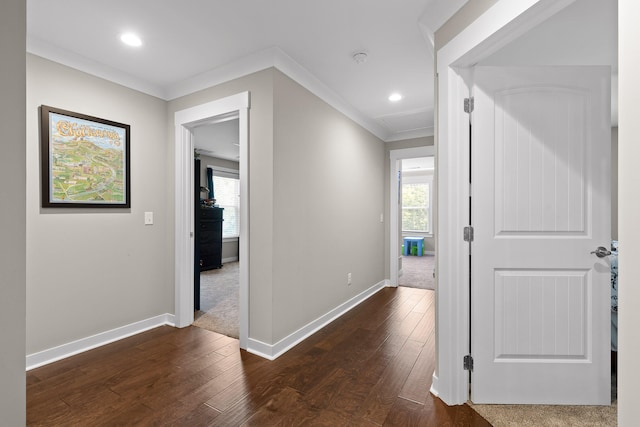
[144,211,154,225]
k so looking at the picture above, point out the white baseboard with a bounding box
[26,313,175,370]
[247,280,389,360]
[424,251,435,256]
[430,373,440,397]
[222,256,239,263]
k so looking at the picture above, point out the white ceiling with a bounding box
[26,0,468,142]
[194,119,240,162]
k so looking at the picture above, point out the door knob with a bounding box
[590,246,612,258]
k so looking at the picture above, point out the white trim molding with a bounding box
[174,91,250,350]
[28,41,403,142]
[247,280,388,360]
[26,314,175,370]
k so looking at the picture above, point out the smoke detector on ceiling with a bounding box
[352,52,368,64]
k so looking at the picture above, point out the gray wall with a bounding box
[167,68,276,343]
[169,67,387,345]
[198,154,240,260]
[272,69,386,342]
[619,2,640,423]
[26,55,171,354]
[0,0,26,423]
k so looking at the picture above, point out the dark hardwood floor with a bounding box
[27,286,489,426]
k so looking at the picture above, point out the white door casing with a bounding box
[471,66,610,404]
[174,92,250,350]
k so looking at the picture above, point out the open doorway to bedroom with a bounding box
[173,91,249,350]
[192,116,241,339]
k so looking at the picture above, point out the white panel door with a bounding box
[471,66,611,404]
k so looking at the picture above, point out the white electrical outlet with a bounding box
[347,272,352,285]
[380,213,384,223]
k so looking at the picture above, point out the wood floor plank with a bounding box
[239,386,303,426]
[302,367,349,411]
[26,287,490,426]
[399,330,436,404]
[357,338,424,424]
[411,290,435,314]
[408,301,435,344]
[173,403,222,426]
[384,396,436,426]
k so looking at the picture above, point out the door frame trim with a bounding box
[174,91,250,350]
[433,0,577,405]
[389,146,434,287]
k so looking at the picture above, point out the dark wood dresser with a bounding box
[199,206,224,271]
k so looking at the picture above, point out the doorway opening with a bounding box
[398,156,436,291]
[389,146,434,288]
[174,92,249,350]
[192,116,241,339]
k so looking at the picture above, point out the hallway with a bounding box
[27,287,488,425]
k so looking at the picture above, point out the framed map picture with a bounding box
[40,106,131,208]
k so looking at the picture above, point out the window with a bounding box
[210,168,240,238]
[401,173,432,233]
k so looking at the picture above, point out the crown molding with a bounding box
[163,47,277,100]
[27,35,166,99]
[385,126,435,142]
[271,48,389,141]
[166,47,389,141]
[27,39,391,141]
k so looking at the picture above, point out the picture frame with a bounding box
[40,105,131,208]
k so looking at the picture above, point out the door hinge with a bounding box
[463,355,474,371]
[463,226,474,242]
[464,97,474,113]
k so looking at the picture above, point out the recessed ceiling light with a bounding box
[120,33,142,47]
[389,93,403,102]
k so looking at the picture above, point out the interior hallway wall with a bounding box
[26,54,171,355]
[618,1,640,424]
[272,69,386,342]
[167,69,276,343]
[0,0,26,423]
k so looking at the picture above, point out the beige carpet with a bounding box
[469,401,617,426]
[193,262,239,339]
[399,255,435,290]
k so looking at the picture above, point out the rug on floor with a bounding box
[193,262,239,339]
[398,255,435,290]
